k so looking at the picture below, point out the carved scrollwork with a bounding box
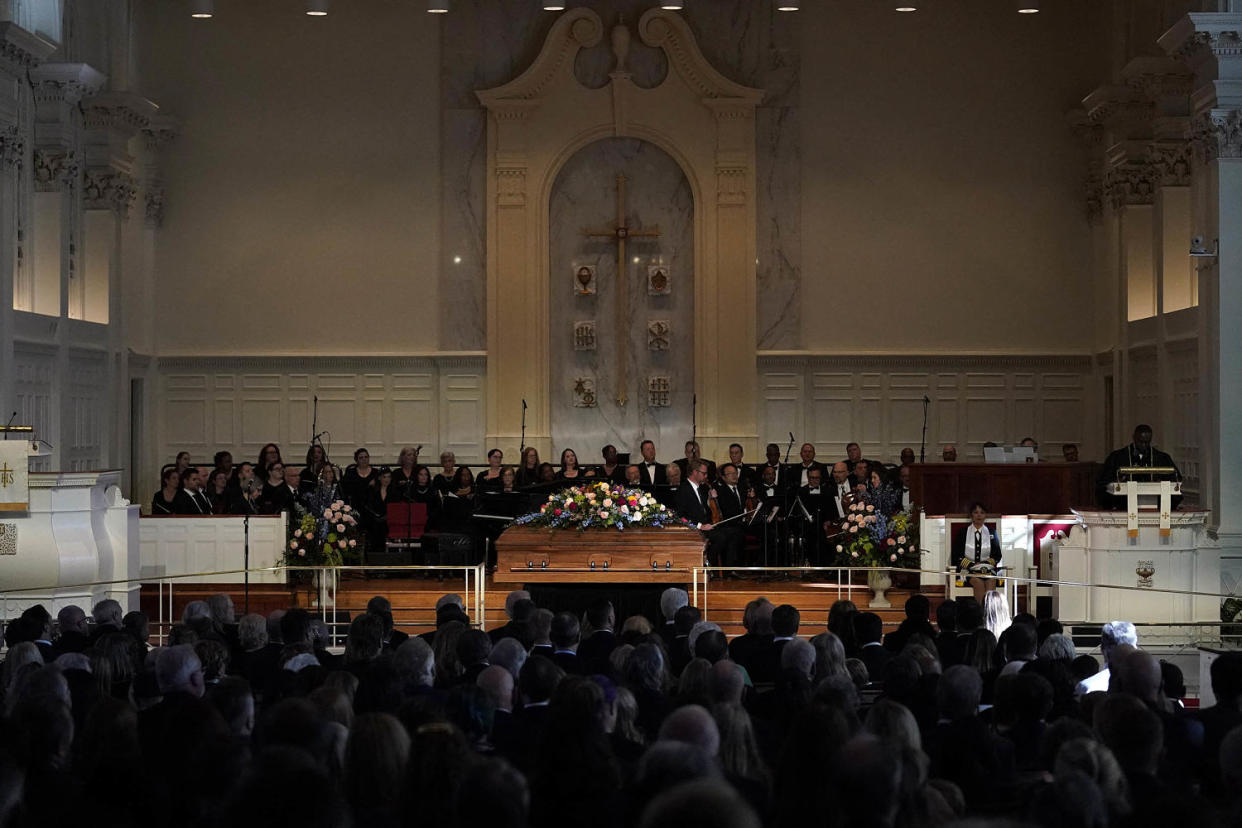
[145,189,166,228]
[1104,162,1157,209]
[0,125,23,168]
[33,148,77,192]
[1147,142,1193,186]
[83,168,138,217]
[1190,109,1242,163]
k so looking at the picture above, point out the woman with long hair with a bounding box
[256,443,282,479]
[151,467,180,515]
[516,447,541,487]
[558,448,583,480]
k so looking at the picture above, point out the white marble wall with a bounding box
[436,0,801,351]
[548,138,694,457]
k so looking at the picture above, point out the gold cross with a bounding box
[582,173,660,406]
[0,463,13,487]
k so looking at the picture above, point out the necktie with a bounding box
[975,530,982,560]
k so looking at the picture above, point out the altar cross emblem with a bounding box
[582,173,660,406]
[0,463,13,487]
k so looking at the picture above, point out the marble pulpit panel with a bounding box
[548,137,693,458]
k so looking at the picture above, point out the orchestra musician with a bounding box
[712,463,748,578]
[675,441,717,484]
[725,444,755,492]
[757,443,787,492]
[793,443,827,490]
[637,440,666,490]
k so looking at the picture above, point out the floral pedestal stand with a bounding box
[867,568,892,609]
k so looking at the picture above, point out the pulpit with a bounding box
[0,469,140,618]
[1050,509,1216,625]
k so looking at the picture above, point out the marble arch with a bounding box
[477,7,763,459]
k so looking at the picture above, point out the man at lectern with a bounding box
[1097,424,1182,510]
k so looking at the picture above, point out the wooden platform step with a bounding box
[142,575,944,640]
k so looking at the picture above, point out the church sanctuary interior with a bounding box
[2,0,1242,825]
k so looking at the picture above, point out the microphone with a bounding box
[4,411,16,429]
[789,432,794,442]
[923,395,930,404]
[522,399,527,410]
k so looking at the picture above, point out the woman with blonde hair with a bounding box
[983,589,1012,640]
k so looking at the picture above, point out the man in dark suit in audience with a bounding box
[53,604,91,656]
[856,612,892,682]
[933,599,961,667]
[1194,651,1242,794]
[173,467,213,515]
[489,591,533,644]
[577,599,618,674]
[497,655,565,775]
[730,598,776,683]
[549,612,582,675]
[883,594,937,653]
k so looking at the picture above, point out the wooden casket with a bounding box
[494,524,707,584]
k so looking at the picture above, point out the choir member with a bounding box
[151,467,180,515]
[516,447,541,487]
[558,448,585,481]
[341,448,376,509]
[478,449,505,490]
[433,451,457,495]
[256,443,282,479]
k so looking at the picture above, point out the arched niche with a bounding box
[477,7,762,460]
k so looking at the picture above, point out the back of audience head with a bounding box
[659,703,720,755]
[1038,632,1075,662]
[1100,620,1138,665]
[771,604,800,638]
[936,598,957,633]
[639,778,758,828]
[741,597,773,635]
[1210,651,1242,707]
[1108,648,1160,702]
[392,637,435,687]
[1005,619,1038,661]
[156,644,206,697]
[854,611,883,645]
[660,587,689,622]
[238,613,268,652]
[956,598,983,633]
[280,608,313,647]
[1054,737,1130,818]
[344,613,385,664]
[550,611,581,650]
[93,598,123,628]
[519,654,564,705]
[904,593,930,622]
[455,757,530,828]
[673,604,702,635]
[626,642,667,694]
[489,636,527,680]
[937,664,982,721]
[781,638,816,681]
[1094,693,1161,775]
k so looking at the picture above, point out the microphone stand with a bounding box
[919,396,929,463]
[691,394,697,446]
[519,399,527,456]
[243,513,251,614]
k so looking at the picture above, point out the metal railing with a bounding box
[0,563,487,650]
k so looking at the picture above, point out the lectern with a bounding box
[1105,467,1180,538]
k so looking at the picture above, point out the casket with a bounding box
[494,524,707,584]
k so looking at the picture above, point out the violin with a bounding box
[708,488,723,525]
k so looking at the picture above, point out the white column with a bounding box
[1161,14,1242,557]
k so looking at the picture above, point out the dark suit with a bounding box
[729,633,776,684]
[578,629,618,674]
[789,461,827,491]
[551,650,583,675]
[712,481,747,568]
[637,461,667,489]
[859,642,893,683]
[172,488,212,515]
[675,480,711,526]
[1097,443,1182,509]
